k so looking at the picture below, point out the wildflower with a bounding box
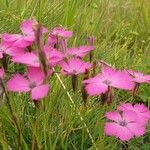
[1,33,34,49]
[60,58,91,91]
[21,19,48,35]
[128,70,150,84]
[1,19,48,49]
[67,45,94,58]
[51,27,73,38]
[44,45,65,66]
[59,58,91,75]
[128,70,150,96]
[0,40,25,57]
[12,46,64,67]
[118,103,150,125]
[7,67,49,100]
[83,65,134,96]
[104,111,145,141]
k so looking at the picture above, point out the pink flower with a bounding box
[20,19,35,35]
[1,19,48,49]
[7,67,49,100]
[118,103,150,125]
[0,40,25,57]
[2,33,34,48]
[128,70,150,84]
[20,19,48,35]
[44,45,65,66]
[104,111,145,141]
[12,46,64,67]
[51,27,73,38]
[67,46,94,58]
[0,68,5,78]
[59,58,91,75]
[83,65,134,96]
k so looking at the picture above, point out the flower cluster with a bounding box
[0,19,150,143]
[0,19,94,100]
[104,103,150,141]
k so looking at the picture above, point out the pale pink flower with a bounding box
[51,27,73,38]
[59,58,91,75]
[128,70,150,84]
[104,111,145,141]
[67,45,94,58]
[7,67,49,100]
[83,65,134,96]
[118,103,150,125]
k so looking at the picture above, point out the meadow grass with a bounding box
[0,0,150,149]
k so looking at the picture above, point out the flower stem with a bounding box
[72,75,78,92]
[0,78,22,149]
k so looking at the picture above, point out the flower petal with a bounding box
[7,74,30,92]
[31,84,49,100]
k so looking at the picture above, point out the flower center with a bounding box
[119,120,127,127]
[72,69,77,74]
[102,80,111,85]
[29,82,36,89]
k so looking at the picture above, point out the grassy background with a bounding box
[0,0,150,149]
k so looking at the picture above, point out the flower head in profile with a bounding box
[67,45,94,58]
[7,67,49,100]
[1,19,48,49]
[104,110,145,141]
[118,103,150,125]
[51,27,73,38]
[128,70,150,84]
[59,58,91,75]
[83,64,134,96]
[0,37,25,57]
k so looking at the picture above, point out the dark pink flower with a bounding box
[83,65,134,96]
[7,67,49,100]
[104,111,145,141]
[59,58,91,75]
[118,103,150,125]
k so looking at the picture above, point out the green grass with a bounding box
[0,0,150,149]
